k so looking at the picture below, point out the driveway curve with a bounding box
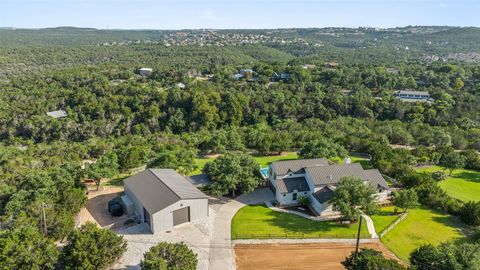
[208,188,274,270]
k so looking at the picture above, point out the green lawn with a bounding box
[231,205,369,239]
[254,152,299,167]
[331,155,372,169]
[380,206,465,261]
[416,166,480,202]
[370,206,401,234]
[189,152,299,175]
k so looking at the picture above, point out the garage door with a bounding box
[173,206,190,226]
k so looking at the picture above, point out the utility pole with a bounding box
[41,202,47,236]
[353,215,363,263]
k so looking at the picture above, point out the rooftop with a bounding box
[271,158,329,176]
[46,110,67,118]
[124,169,208,213]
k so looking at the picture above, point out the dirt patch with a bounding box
[78,185,130,229]
[234,241,401,270]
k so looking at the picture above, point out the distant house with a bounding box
[123,169,209,233]
[268,158,390,217]
[138,68,153,77]
[303,64,316,69]
[232,73,244,80]
[176,82,186,89]
[394,90,433,102]
[280,73,292,80]
[341,89,352,96]
[239,69,253,76]
[386,67,399,74]
[46,110,67,118]
[325,62,339,68]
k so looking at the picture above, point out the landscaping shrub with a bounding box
[140,242,197,270]
[459,201,480,226]
[342,248,406,270]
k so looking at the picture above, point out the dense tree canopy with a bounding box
[140,242,197,270]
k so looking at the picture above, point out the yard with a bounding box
[370,206,401,234]
[416,166,480,202]
[380,206,465,261]
[190,152,299,175]
[231,205,370,239]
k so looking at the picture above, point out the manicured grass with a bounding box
[190,157,216,175]
[380,206,465,261]
[370,206,401,234]
[331,155,373,169]
[189,152,299,176]
[231,205,369,239]
[253,152,299,167]
[416,166,480,202]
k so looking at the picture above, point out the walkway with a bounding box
[208,188,274,270]
[361,213,378,239]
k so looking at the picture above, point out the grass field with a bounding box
[416,166,480,202]
[190,152,299,175]
[380,206,465,261]
[231,205,369,239]
[370,206,400,234]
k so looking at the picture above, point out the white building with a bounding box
[268,158,390,216]
[46,110,67,118]
[138,68,153,77]
[124,169,209,233]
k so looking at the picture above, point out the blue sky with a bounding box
[1,0,479,29]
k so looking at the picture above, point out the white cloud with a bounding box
[439,2,447,7]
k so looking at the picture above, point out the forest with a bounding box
[0,26,479,269]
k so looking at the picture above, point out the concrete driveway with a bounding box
[208,188,274,270]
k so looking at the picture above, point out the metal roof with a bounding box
[124,169,208,214]
[276,176,310,193]
[395,90,430,96]
[306,163,389,190]
[271,158,329,176]
[46,110,67,118]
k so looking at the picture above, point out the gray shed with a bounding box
[123,169,209,233]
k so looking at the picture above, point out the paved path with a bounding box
[361,214,378,239]
[208,188,274,270]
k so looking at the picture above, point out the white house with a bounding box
[46,110,68,118]
[268,158,390,216]
[138,68,153,77]
[394,90,433,102]
[123,169,209,233]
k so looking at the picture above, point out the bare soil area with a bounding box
[235,241,401,270]
[78,185,129,228]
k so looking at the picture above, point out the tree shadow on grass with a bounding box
[453,171,480,184]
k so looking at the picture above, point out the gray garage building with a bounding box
[123,169,209,233]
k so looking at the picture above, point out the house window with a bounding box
[292,193,297,201]
[304,192,307,194]
[283,194,286,197]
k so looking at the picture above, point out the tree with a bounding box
[410,242,480,270]
[117,146,148,171]
[203,152,261,197]
[300,138,348,159]
[140,242,197,270]
[392,189,419,213]
[330,177,377,221]
[85,151,119,190]
[342,248,406,270]
[432,171,448,182]
[459,201,480,226]
[441,151,466,175]
[148,144,197,175]
[61,222,127,270]
[0,214,59,270]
